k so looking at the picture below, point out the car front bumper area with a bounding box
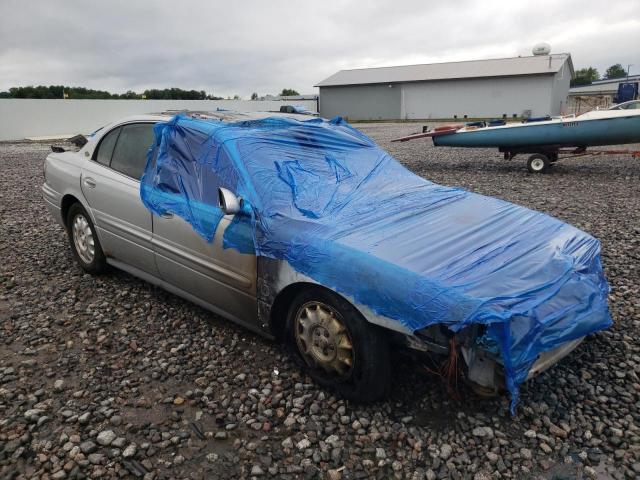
[462,337,585,396]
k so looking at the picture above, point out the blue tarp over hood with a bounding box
[141,114,612,411]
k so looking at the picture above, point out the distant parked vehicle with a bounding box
[42,110,611,408]
[609,100,640,110]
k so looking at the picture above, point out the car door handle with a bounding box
[83,177,96,188]
[160,212,173,219]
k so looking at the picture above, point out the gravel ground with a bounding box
[1,125,639,480]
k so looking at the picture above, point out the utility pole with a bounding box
[627,64,633,80]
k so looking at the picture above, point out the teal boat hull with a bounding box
[433,115,640,148]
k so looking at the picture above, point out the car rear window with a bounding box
[110,123,155,180]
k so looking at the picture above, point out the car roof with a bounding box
[114,110,318,124]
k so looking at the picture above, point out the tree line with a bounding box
[0,85,227,100]
[0,85,301,100]
[571,63,632,87]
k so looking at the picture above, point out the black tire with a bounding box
[527,154,550,174]
[286,287,391,402]
[66,203,107,274]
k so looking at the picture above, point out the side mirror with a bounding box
[218,187,241,215]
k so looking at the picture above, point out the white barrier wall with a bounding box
[0,99,318,141]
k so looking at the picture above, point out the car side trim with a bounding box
[96,212,152,244]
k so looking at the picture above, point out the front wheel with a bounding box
[286,287,391,402]
[66,203,107,274]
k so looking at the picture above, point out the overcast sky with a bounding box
[1,0,638,97]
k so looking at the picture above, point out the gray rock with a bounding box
[96,430,117,446]
[88,453,105,465]
[472,426,494,438]
[486,452,499,463]
[80,441,97,454]
[206,452,219,463]
[24,409,43,422]
[296,438,311,450]
[548,423,568,439]
[440,444,452,460]
[584,466,598,479]
[77,412,91,424]
[327,469,342,480]
[281,437,293,449]
[250,465,264,476]
[111,437,126,448]
[122,444,137,458]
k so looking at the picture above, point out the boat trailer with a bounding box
[501,146,640,173]
[392,125,640,174]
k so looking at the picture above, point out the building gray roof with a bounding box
[316,54,574,87]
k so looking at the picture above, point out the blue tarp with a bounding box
[141,114,612,411]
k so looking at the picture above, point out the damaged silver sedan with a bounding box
[43,110,611,408]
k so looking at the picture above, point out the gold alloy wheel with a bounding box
[294,301,354,378]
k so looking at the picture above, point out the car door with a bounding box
[151,198,258,327]
[81,122,159,276]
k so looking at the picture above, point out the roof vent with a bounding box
[532,43,551,56]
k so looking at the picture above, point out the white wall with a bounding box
[0,99,318,141]
[400,75,555,120]
[550,64,572,115]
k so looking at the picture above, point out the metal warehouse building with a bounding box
[316,54,574,121]
[568,74,640,113]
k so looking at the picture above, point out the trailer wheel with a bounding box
[527,154,550,174]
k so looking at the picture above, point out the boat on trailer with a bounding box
[392,108,640,173]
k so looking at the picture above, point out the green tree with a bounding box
[280,88,299,97]
[0,85,225,100]
[250,92,258,100]
[571,67,600,87]
[118,90,139,99]
[2,85,113,99]
[605,63,627,79]
[142,88,208,100]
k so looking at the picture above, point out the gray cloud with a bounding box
[1,0,638,97]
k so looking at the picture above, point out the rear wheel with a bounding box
[66,203,107,274]
[527,154,550,174]
[286,287,391,402]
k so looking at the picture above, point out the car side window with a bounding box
[110,123,156,180]
[94,127,121,166]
